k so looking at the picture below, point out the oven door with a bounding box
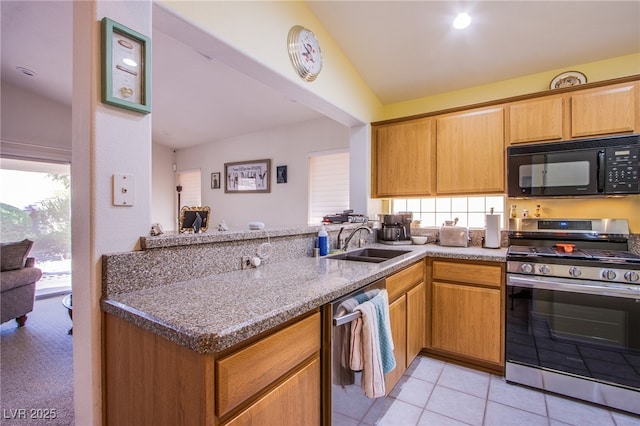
[507,148,602,197]
[506,274,640,390]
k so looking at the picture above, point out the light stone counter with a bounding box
[102,243,506,354]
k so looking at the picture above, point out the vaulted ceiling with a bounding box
[2,1,638,149]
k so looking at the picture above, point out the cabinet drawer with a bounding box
[432,260,502,288]
[387,261,425,301]
[216,312,320,417]
[222,357,321,426]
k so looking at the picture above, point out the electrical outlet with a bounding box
[241,256,252,270]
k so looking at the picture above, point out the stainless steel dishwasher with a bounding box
[322,278,388,426]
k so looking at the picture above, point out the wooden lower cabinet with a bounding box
[431,282,501,364]
[104,310,321,426]
[223,357,320,426]
[385,295,407,393]
[426,259,505,373]
[384,260,426,393]
[406,281,426,362]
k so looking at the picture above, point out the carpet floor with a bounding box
[1,295,74,425]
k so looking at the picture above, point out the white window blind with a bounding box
[309,151,349,224]
[177,169,201,208]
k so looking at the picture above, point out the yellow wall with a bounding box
[383,53,640,120]
[510,197,640,233]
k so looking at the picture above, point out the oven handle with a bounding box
[507,274,640,299]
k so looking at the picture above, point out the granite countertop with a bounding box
[102,243,506,354]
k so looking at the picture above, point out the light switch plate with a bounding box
[113,174,135,206]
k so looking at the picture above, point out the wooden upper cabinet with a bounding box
[372,117,434,198]
[508,96,565,144]
[436,107,505,194]
[570,82,638,138]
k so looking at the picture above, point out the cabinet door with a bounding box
[385,295,407,395]
[372,118,434,197]
[406,281,425,364]
[571,83,637,138]
[223,357,320,426]
[436,107,505,194]
[509,96,565,144]
[431,282,502,365]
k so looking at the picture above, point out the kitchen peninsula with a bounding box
[101,225,506,425]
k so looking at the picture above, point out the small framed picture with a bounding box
[211,172,221,189]
[277,166,288,184]
[225,159,271,193]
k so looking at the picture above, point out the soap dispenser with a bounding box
[318,225,329,256]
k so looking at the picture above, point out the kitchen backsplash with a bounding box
[102,223,371,298]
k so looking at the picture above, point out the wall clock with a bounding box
[287,25,323,82]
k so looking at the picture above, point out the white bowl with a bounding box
[411,236,428,245]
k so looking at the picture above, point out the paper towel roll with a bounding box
[485,214,501,248]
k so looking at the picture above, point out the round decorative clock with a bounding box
[287,25,323,82]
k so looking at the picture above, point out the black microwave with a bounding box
[507,134,640,197]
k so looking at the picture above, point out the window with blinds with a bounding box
[177,169,201,208]
[309,150,350,224]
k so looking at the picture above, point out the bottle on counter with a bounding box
[318,225,329,256]
[510,205,517,218]
[534,204,541,218]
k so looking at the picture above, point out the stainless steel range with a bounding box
[505,218,640,415]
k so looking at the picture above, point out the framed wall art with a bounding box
[101,17,151,114]
[225,159,271,193]
[277,165,288,183]
[211,172,221,189]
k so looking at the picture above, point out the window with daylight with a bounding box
[392,196,505,229]
[177,169,201,208]
[0,158,71,296]
[308,150,350,225]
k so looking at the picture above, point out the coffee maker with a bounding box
[378,213,413,245]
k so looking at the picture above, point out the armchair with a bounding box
[1,240,42,326]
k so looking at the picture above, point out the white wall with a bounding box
[72,1,152,424]
[0,82,71,162]
[176,117,349,228]
[151,143,178,231]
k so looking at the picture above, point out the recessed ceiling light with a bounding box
[16,66,37,77]
[453,13,471,29]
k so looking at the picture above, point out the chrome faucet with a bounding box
[342,226,373,251]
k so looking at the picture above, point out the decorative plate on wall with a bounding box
[549,71,587,89]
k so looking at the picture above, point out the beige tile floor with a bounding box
[370,356,640,426]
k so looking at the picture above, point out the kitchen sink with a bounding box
[329,248,411,263]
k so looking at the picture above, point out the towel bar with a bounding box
[333,311,362,326]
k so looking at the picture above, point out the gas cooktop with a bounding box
[508,245,640,264]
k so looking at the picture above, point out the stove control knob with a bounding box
[538,265,550,275]
[624,271,639,282]
[568,267,582,278]
[520,263,533,274]
[602,269,617,280]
